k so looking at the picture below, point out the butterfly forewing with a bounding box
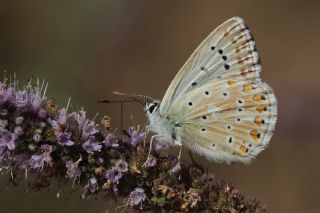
[159,17,277,163]
[160,17,261,115]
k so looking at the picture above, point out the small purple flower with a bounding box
[33,133,42,143]
[37,108,47,118]
[14,126,23,135]
[49,108,67,131]
[14,153,30,170]
[128,127,145,147]
[97,157,104,164]
[106,167,123,183]
[28,144,52,171]
[0,119,8,128]
[72,109,87,129]
[169,162,181,175]
[144,156,157,168]
[65,160,81,179]
[0,87,15,103]
[57,132,74,146]
[82,137,101,154]
[0,109,8,116]
[155,142,170,152]
[15,116,24,125]
[126,187,147,207]
[30,93,42,111]
[83,176,99,195]
[115,159,128,173]
[57,108,67,125]
[0,150,12,169]
[104,132,119,148]
[15,90,28,108]
[82,120,98,139]
[0,128,17,152]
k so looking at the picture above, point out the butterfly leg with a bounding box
[146,135,159,161]
[178,144,182,161]
[143,125,150,148]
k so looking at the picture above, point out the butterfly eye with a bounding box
[148,103,158,113]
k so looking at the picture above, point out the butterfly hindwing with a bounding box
[172,79,276,163]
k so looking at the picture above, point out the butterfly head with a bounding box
[144,100,160,115]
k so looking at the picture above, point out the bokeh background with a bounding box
[0,1,319,212]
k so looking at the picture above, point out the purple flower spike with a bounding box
[0,128,17,152]
[126,187,147,207]
[128,127,145,147]
[57,132,75,146]
[82,137,102,154]
[15,90,28,108]
[115,159,128,173]
[104,133,119,148]
[106,167,123,183]
[28,144,52,171]
[65,160,81,179]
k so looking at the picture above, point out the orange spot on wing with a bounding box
[254,117,265,125]
[240,145,248,154]
[250,129,261,142]
[256,105,267,112]
[253,95,266,101]
[227,79,237,85]
[242,83,252,92]
[232,151,242,157]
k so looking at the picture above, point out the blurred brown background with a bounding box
[0,0,319,212]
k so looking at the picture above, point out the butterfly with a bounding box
[104,17,277,164]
